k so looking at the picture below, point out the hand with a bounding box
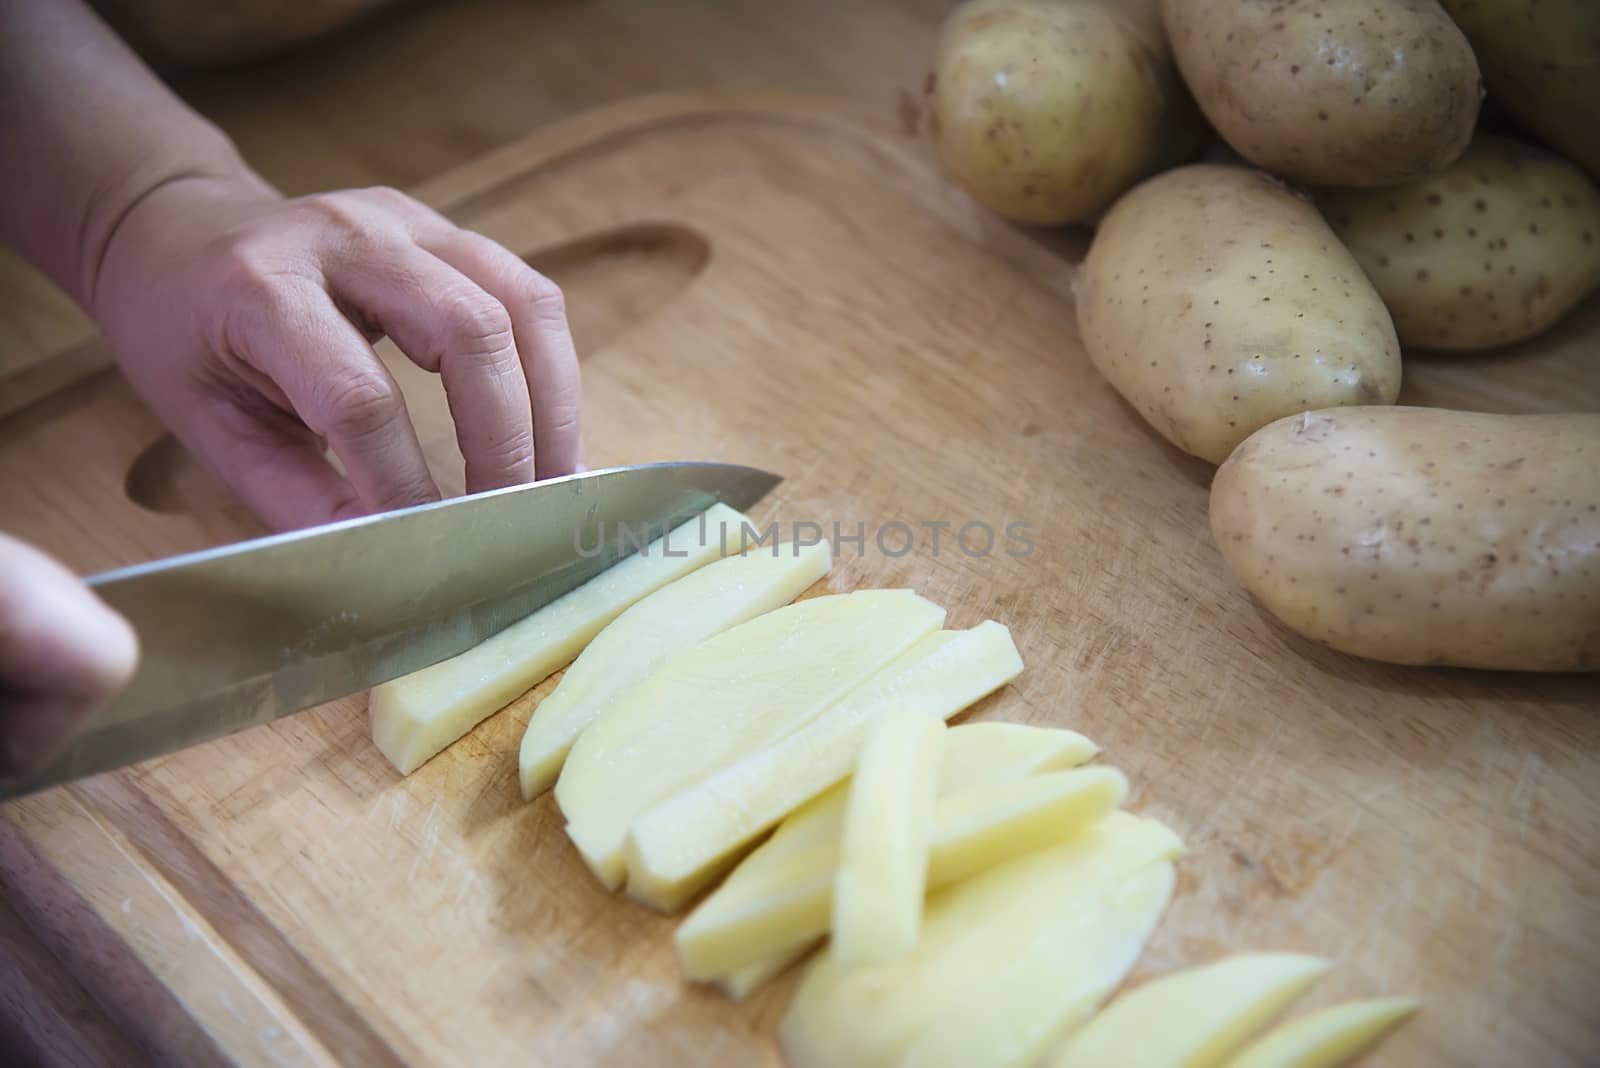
[91,174,583,531]
[0,534,138,777]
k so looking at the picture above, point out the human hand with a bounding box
[0,533,138,777]
[91,174,583,531]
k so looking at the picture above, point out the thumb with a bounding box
[0,533,139,776]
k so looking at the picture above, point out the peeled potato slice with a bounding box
[676,766,1129,980]
[1223,997,1421,1068]
[368,502,744,775]
[1047,953,1331,1068]
[625,622,1023,910]
[832,714,945,969]
[744,721,1100,881]
[898,862,1178,1068]
[778,813,1183,1068]
[695,724,1103,994]
[518,538,831,799]
[557,589,946,889]
[937,722,1100,794]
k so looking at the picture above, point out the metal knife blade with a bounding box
[0,461,780,800]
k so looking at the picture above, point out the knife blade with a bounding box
[0,461,780,799]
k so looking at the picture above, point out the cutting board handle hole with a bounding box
[522,222,709,356]
[125,433,236,515]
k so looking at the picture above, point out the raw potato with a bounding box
[698,723,1102,996]
[557,590,946,888]
[832,714,945,969]
[897,863,1175,1068]
[518,539,832,799]
[1224,997,1421,1068]
[1162,0,1479,187]
[778,813,1182,1068]
[1212,407,1600,671]
[925,0,1200,225]
[676,767,1128,980]
[367,502,743,775]
[1077,165,1401,464]
[1048,953,1330,1068]
[626,622,1023,911]
[1319,135,1600,351]
[1438,0,1600,181]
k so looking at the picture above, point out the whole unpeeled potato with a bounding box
[1319,135,1600,351]
[1438,0,1600,181]
[1162,0,1480,187]
[1212,407,1600,671]
[1077,165,1401,464]
[925,0,1200,225]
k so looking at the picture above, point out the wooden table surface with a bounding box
[1,4,1597,1067]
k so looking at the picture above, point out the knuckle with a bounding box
[318,370,402,442]
[301,191,369,238]
[482,423,535,474]
[216,242,281,302]
[511,268,566,321]
[439,289,515,358]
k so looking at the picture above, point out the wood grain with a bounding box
[1,93,1597,1068]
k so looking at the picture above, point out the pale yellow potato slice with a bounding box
[741,721,1101,883]
[368,502,744,775]
[717,951,805,1002]
[1047,953,1331,1068]
[517,539,831,799]
[832,713,945,969]
[676,766,1129,980]
[1223,997,1421,1068]
[899,862,1178,1068]
[624,622,1023,910]
[556,589,946,889]
[937,722,1100,794]
[778,813,1184,1068]
[693,724,1103,994]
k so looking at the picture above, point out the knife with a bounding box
[0,461,781,800]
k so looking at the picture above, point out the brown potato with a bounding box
[1077,165,1401,465]
[1162,0,1481,187]
[1211,407,1600,671]
[926,0,1201,225]
[1438,0,1600,182]
[1319,135,1600,351]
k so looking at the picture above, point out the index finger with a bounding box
[423,228,584,479]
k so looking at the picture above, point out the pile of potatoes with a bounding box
[925,0,1600,673]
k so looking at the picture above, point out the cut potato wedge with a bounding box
[898,861,1178,1068]
[369,502,744,775]
[557,590,946,888]
[1224,997,1421,1068]
[1048,953,1331,1068]
[832,713,945,969]
[740,721,1101,884]
[778,813,1184,1068]
[937,722,1100,794]
[717,951,806,1002]
[693,724,1105,993]
[677,766,1130,980]
[518,538,831,799]
[625,622,1023,910]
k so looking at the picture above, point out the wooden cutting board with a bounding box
[1,93,1596,1068]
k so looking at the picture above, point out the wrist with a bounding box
[81,134,277,316]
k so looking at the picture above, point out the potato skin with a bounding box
[1438,0,1600,182]
[926,0,1200,224]
[1319,136,1600,351]
[1162,0,1480,187]
[1212,407,1600,671]
[1077,165,1401,464]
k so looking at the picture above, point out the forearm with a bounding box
[0,0,272,311]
